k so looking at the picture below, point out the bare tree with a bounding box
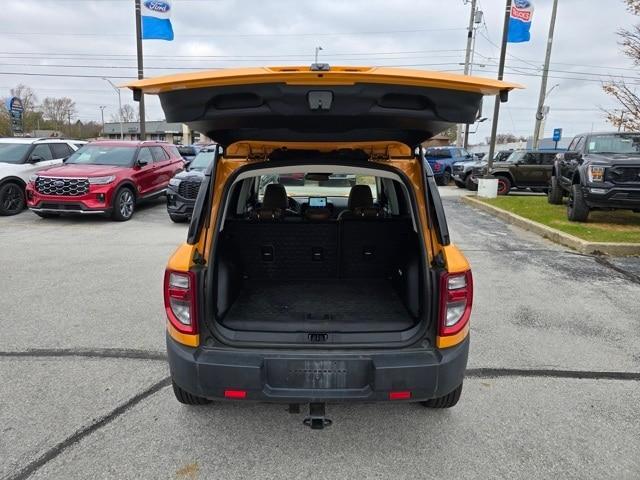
[109,104,138,123]
[10,84,38,114]
[603,0,640,130]
[485,133,527,144]
[41,97,77,127]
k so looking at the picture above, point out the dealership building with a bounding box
[101,121,205,144]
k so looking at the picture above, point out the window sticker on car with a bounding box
[589,142,596,150]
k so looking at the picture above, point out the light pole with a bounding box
[314,46,323,64]
[467,117,488,135]
[103,78,123,140]
[99,106,106,135]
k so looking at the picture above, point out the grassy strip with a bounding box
[477,195,640,243]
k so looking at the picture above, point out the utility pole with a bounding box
[486,0,512,173]
[532,0,559,148]
[135,0,146,140]
[99,106,106,134]
[457,0,477,147]
[463,6,483,149]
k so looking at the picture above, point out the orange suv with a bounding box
[127,66,519,427]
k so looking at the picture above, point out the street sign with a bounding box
[552,128,562,142]
[5,97,24,136]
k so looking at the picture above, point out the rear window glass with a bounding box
[258,173,378,200]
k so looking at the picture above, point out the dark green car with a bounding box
[474,149,565,195]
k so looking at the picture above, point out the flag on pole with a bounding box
[507,0,534,43]
[141,1,174,41]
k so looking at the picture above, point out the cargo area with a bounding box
[209,164,427,342]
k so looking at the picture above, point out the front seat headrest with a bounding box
[348,184,374,210]
[262,183,288,210]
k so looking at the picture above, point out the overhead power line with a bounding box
[0,27,466,38]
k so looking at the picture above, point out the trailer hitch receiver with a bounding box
[303,402,332,429]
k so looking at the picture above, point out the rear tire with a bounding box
[567,184,590,222]
[0,182,26,216]
[454,180,466,189]
[421,383,463,409]
[547,176,563,204]
[111,187,136,222]
[496,176,511,195]
[172,380,212,405]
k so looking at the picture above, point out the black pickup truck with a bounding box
[548,132,640,221]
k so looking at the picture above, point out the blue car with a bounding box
[424,146,474,186]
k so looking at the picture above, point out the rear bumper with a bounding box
[582,185,640,209]
[168,334,469,403]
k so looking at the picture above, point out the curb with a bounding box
[460,196,640,256]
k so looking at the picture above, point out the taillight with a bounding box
[164,270,197,335]
[433,162,442,172]
[438,270,473,339]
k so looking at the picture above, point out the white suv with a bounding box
[0,138,86,215]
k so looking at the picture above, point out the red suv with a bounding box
[26,141,184,221]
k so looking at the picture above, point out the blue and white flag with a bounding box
[508,0,534,43]
[141,1,174,41]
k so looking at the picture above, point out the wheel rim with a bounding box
[497,180,508,194]
[2,185,24,213]
[119,191,134,218]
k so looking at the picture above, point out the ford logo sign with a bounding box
[513,0,531,8]
[144,1,170,13]
[54,180,65,187]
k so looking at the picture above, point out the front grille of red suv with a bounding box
[178,180,201,199]
[36,177,89,196]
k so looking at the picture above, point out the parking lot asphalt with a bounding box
[1,188,639,480]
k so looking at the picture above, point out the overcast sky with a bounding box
[1,0,637,142]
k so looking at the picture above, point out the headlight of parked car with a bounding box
[88,175,116,185]
[29,174,38,182]
[169,178,181,188]
[587,166,605,182]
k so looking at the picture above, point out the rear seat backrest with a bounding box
[223,220,338,279]
[339,217,411,278]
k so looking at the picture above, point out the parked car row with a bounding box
[447,131,640,223]
[0,137,214,222]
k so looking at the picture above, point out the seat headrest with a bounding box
[348,185,374,210]
[262,183,288,210]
